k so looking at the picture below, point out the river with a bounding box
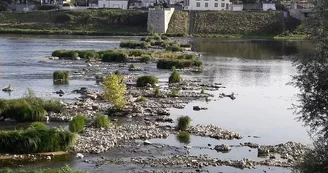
[0,35,312,173]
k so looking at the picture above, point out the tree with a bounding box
[292,1,328,173]
[103,74,126,110]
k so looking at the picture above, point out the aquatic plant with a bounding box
[53,70,70,81]
[0,127,75,154]
[176,131,191,144]
[101,52,128,62]
[129,50,145,57]
[177,116,192,131]
[69,115,86,133]
[165,45,184,52]
[169,70,182,83]
[103,74,126,110]
[94,114,110,129]
[136,75,158,87]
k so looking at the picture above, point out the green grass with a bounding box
[0,166,86,173]
[0,127,75,154]
[69,115,86,133]
[157,59,203,69]
[169,70,182,83]
[136,76,159,87]
[101,52,128,62]
[30,122,47,130]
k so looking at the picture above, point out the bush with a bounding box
[77,50,98,60]
[140,54,151,63]
[69,115,85,133]
[102,52,128,62]
[157,59,203,69]
[94,114,110,129]
[178,54,196,60]
[166,45,184,52]
[120,41,141,49]
[176,131,191,144]
[169,70,182,83]
[129,50,144,57]
[53,70,70,81]
[0,128,75,154]
[30,122,47,130]
[177,116,191,131]
[135,96,148,102]
[136,75,159,87]
[51,50,79,59]
[103,74,126,110]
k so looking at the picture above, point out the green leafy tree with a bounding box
[103,74,126,110]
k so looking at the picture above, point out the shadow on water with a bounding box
[190,38,313,59]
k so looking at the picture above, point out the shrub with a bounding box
[166,45,184,52]
[169,70,182,83]
[30,122,47,130]
[177,116,191,131]
[53,70,69,81]
[140,54,151,63]
[176,131,191,144]
[51,50,78,59]
[103,74,126,110]
[178,54,196,60]
[120,41,141,49]
[0,128,75,154]
[135,96,148,102]
[94,114,110,129]
[157,59,203,69]
[69,115,85,133]
[77,50,98,60]
[102,52,128,62]
[201,88,205,94]
[136,76,159,87]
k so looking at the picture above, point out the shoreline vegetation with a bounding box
[0,166,86,173]
[0,9,308,40]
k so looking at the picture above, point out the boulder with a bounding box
[143,140,152,145]
[214,144,231,152]
[76,153,84,159]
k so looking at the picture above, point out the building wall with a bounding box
[262,3,276,11]
[230,5,243,11]
[147,8,175,33]
[184,0,231,11]
[98,0,128,9]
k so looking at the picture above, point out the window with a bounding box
[221,3,225,7]
[214,3,218,7]
[196,2,200,7]
[205,2,208,7]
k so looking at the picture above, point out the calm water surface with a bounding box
[0,35,312,172]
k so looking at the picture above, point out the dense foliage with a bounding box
[101,52,128,62]
[169,70,182,83]
[53,71,70,81]
[69,115,86,133]
[103,74,126,110]
[0,127,75,154]
[157,59,202,69]
[136,76,159,87]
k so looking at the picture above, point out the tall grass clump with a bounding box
[169,69,182,83]
[69,115,86,133]
[128,50,145,57]
[30,122,47,130]
[0,127,75,154]
[53,70,70,82]
[166,45,184,52]
[136,75,159,87]
[0,166,86,173]
[120,41,149,49]
[140,54,151,63]
[101,52,128,62]
[42,100,64,113]
[94,114,110,129]
[51,50,79,59]
[177,116,191,131]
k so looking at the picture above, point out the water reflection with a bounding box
[190,38,313,59]
[176,131,191,144]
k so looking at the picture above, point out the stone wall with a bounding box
[147,8,175,33]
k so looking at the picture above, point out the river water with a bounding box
[0,35,312,172]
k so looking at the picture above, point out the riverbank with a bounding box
[0,9,307,40]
